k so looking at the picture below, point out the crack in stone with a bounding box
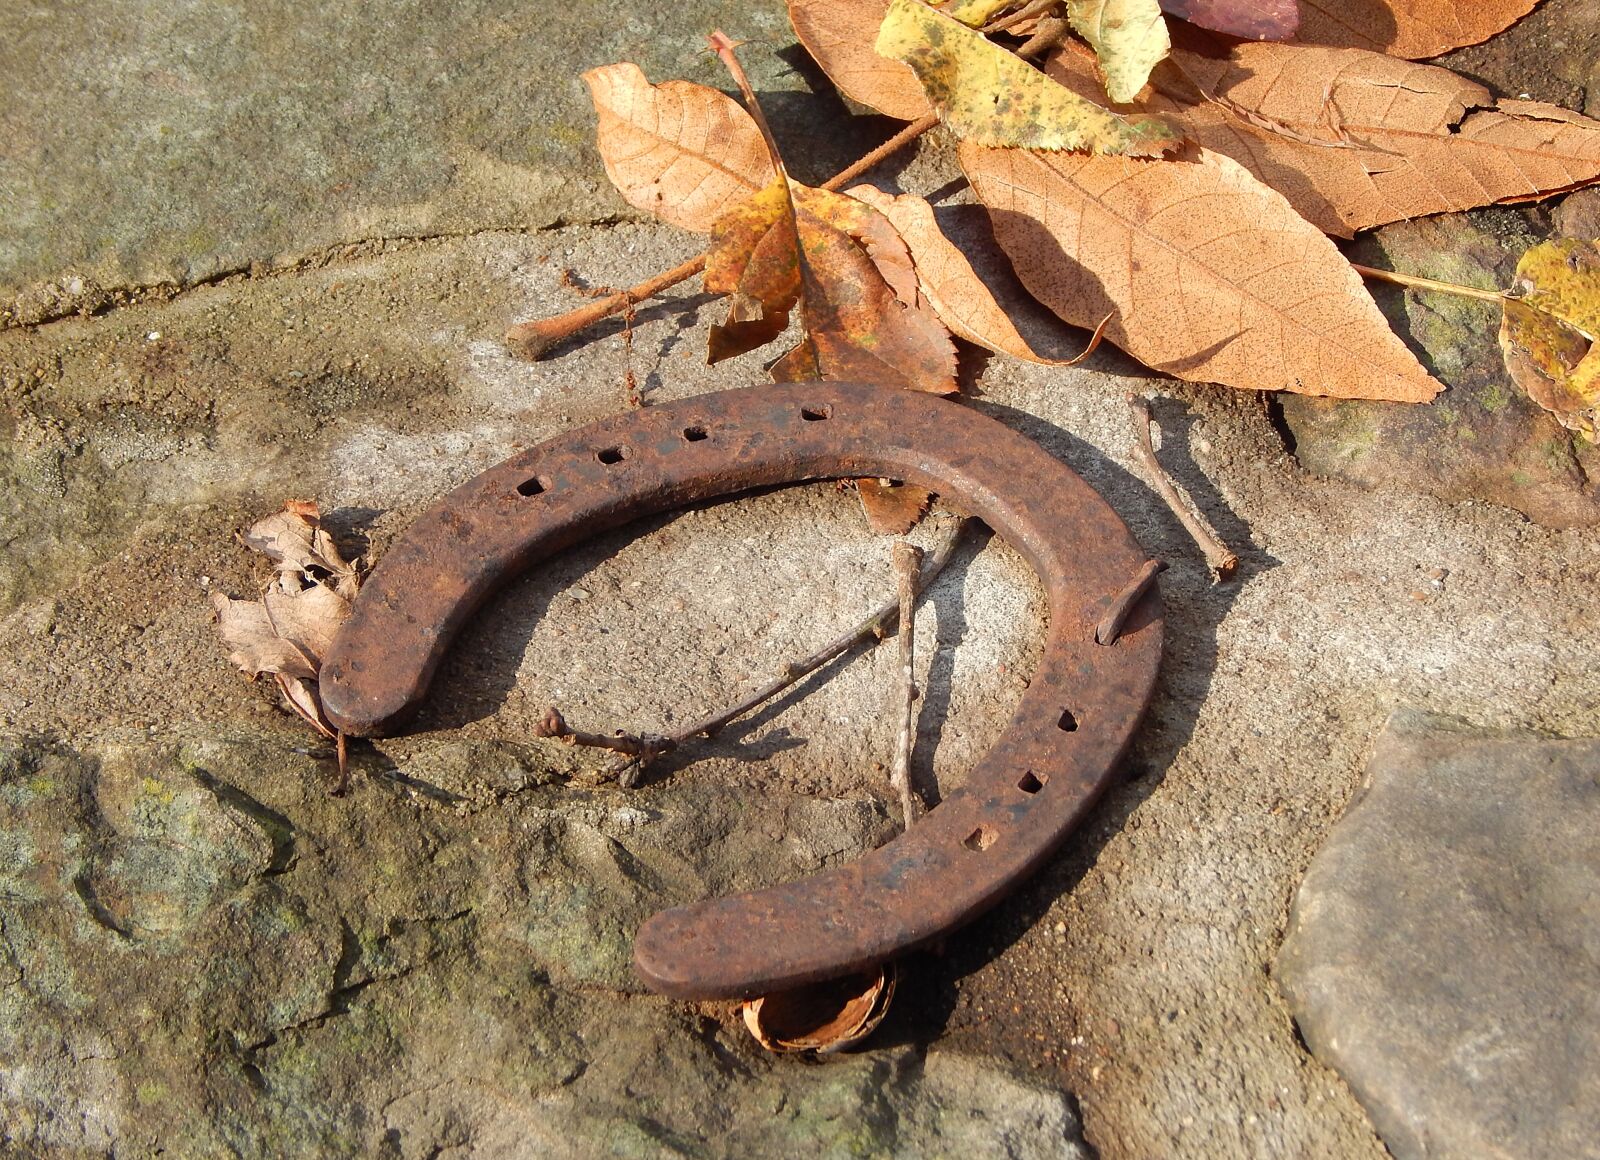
[1,217,632,332]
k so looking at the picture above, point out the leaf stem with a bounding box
[504,109,936,361]
[1351,263,1507,305]
[709,31,788,176]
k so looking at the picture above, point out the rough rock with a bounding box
[0,730,1090,1157]
[1276,711,1600,1160]
[0,0,887,325]
[1279,208,1600,529]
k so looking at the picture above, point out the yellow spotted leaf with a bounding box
[1499,238,1600,440]
[1068,0,1172,104]
[876,0,1180,156]
[943,0,1013,25]
[705,177,802,362]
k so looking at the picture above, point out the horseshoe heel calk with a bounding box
[318,382,1162,999]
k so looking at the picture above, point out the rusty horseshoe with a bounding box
[320,382,1162,1000]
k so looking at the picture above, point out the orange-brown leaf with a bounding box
[585,63,777,234]
[847,185,1098,364]
[959,141,1443,400]
[1293,0,1538,60]
[705,177,802,362]
[787,0,934,121]
[857,478,935,535]
[1136,39,1600,237]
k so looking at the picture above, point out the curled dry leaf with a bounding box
[876,0,1181,157]
[1138,36,1600,237]
[959,141,1443,400]
[1293,0,1539,60]
[787,0,934,121]
[741,965,897,1053]
[1158,0,1299,40]
[857,478,935,535]
[213,502,360,743]
[705,177,802,362]
[1499,238,1600,440]
[1067,0,1172,104]
[241,500,361,601]
[584,63,776,234]
[846,184,1102,364]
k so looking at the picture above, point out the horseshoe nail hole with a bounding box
[1017,771,1047,794]
[682,425,709,442]
[516,475,551,497]
[963,825,998,852]
[801,405,832,421]
[1057,709,1079,732]
[596,445,630,465]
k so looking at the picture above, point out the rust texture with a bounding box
[320,382,1163,1000]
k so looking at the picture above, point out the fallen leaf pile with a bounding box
[212,501,361,742]
[571,0,1600,431]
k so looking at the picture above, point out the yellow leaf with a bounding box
[942,0,1013,25]
[1499,239,1600,441]
[1068,0,1170,104]
[875,0,1180,156]
[705,177,802,362]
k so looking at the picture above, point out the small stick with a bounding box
[1127,395,1238,580]
[1017,15,1072,59]
[532,705,665,759]
[504,107,938,361]
[1095,558,1166,646]
[1351,263,1507,306]
[604,516,975,786]
[889,541,924,830]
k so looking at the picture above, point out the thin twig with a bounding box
[1017,15,1072,59]
[603,516,976,787]
[1127,394,1238,580]
[532,705,666,759]
[503,106,937,362]
[889,542,924,830]
[1351,263,1507,306]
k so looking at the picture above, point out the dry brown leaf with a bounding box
[846,184,1101,364]
[584,62,777,234]
[241,502,361,600]
[1159,0,1299,40]
[959,141,1443,400]
[212,592,319,681]
[277,674,337,740]
[787,0,934,121]
[741,966,896,1053]
[1293,0,1538,60]
[1134,37,1600,237]
[877,0,1181,157]
[262,576,352,667]
[857,478,935,535]
[1499,238,1600,439]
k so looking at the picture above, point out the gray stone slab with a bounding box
[0,0,883,323]
[1276,710,1600,1160]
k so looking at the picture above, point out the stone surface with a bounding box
[0,730,1089,1158]
[0,0,886,326]
[1276,711,1600,1160]
[3,0,1600,1156]
[1280,208,1600,529]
